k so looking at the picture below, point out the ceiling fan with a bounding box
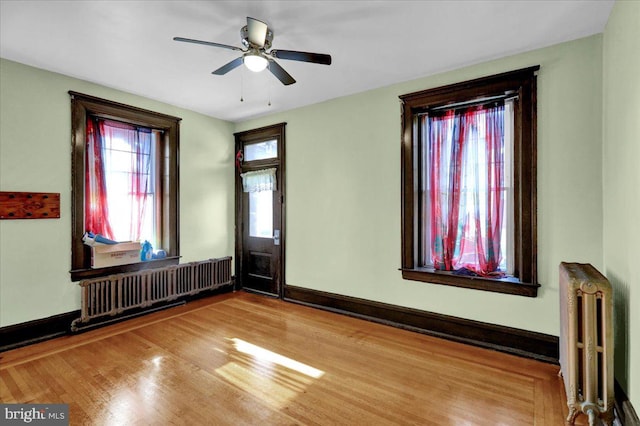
[174,17,332,86]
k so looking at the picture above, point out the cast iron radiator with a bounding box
[559,262,614,425]
[71,256,232,331]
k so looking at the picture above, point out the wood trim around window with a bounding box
[69,92,181,281]
[399,67,540,297]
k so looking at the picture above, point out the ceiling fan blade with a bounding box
[212,57,244,75]
[271,50,332,65]
[246,17,268,48]
[173,37,242,52]
[268,60,296,86]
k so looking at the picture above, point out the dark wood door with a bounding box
[235,123,285,297]
[240,173,282,295]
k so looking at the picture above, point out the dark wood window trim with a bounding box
[399,67,540,297]
[69,92,181,281]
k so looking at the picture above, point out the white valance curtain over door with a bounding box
[240,168,277,193]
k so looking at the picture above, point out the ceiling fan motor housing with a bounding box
[241,25,273,49]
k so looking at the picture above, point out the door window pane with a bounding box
[245,140,278,161]
[249,190,273,238]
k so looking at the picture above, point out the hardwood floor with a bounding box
[1,291,585,425]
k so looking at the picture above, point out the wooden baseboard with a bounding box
[0,310,79,353]
[0,284,234,353]
[284,284,559,363]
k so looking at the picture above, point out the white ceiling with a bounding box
[0,1,614,123]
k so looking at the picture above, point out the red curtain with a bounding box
[85,118,153,242]
[475,106,505,275]
[426,103,505,276]
[85,119,115,239]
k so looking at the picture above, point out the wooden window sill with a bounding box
[401,267,539,297]
[70,256,180,282]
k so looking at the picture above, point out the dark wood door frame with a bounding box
[234,122,286,298]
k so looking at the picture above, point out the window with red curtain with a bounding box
[421,101,513,278]
[71,92,180,279]
[85,117,161,248]
[400,67,539,297]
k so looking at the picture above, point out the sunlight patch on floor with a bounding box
[230,338,324,379]
[214,338,325,409]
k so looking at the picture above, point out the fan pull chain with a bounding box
[240,68,244,102]
[267,62,272,107]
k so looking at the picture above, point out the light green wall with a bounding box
[3,16,633,408]
[603,0,640,410]
[0,10,635,412]
[236,34,604,336]
[0,58,235,327]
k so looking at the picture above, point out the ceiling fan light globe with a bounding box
[244,54,268,72]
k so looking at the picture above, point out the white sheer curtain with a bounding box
[241,168,277,193]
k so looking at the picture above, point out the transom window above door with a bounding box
[244,140,278,161]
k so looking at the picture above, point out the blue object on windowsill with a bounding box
[141,240,153,261]
[152,249,167,260]
[82,231,119,246]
